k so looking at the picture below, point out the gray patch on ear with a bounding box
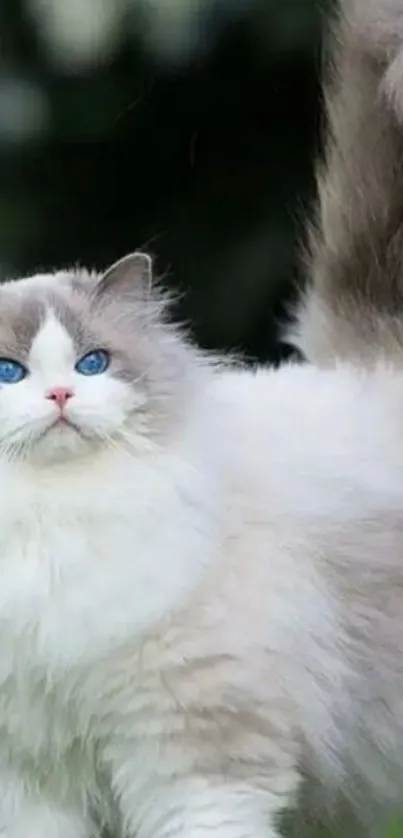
[97,252,153,298]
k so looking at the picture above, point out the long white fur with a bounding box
[1,301,403,836]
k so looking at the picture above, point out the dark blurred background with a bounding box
[0,0,327,363]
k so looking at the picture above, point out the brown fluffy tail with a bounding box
[292,0,403,364]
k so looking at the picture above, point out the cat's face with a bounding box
[0,254,188,464]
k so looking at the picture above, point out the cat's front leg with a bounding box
[105,675,299,838]
[112,772,298,838]
[0,768,94,838]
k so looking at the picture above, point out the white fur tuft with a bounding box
[0,347,403,836]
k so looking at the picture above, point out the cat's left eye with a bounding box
[75,350,110,377]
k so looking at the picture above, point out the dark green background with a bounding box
[0,0,325,362]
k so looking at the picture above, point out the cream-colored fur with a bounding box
[1,296,403,838]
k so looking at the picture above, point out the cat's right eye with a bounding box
[0,359,27,384]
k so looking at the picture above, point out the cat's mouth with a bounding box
[40,414,87,441]
[53,415,86,436]
[55,415,73,428]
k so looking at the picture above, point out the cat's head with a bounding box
[0,254,193,464]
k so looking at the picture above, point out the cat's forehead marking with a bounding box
[45,291,91,350]
[0,276,96,360]
[29,311,75,373]
[0,290,46,357]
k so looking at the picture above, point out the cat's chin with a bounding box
[48,415,87,439]
[22,417,102,466]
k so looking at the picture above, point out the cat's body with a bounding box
[1,262,403,837]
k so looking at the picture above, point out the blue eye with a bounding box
[0,359,27,384]
[75,349,109,377]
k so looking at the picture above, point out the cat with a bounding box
[291,0,403,367]
[0,242,403,838]
[3,4,403,838]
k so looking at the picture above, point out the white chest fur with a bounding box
[0,446,216,769]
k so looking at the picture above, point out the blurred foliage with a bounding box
[0,0,326,363]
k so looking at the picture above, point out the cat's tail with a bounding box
[291,0,403,364]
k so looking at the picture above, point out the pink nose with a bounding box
[45,386,74,409]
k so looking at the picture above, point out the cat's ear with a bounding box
[97,252,152,297]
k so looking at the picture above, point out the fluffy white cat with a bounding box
[0,248,400,838]
[3,0,403,835]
